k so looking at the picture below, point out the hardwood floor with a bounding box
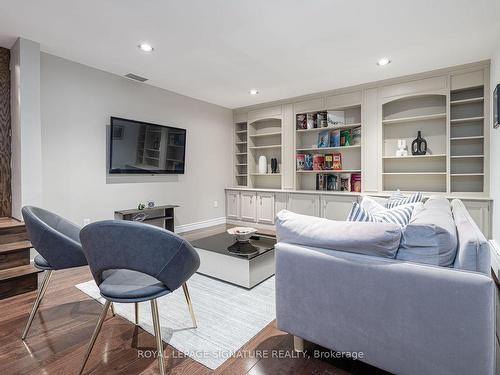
[0,266,387,375]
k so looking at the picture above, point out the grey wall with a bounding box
[491,39,500,242]
[40,53,233,228]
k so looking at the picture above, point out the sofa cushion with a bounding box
[451,199,490,274]
[396,196,457,266]
[276,209,401,259]
[386,190,423,208]
[348,201,416,227]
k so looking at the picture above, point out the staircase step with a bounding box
[0,240,32,254]
[0,217,28,244]
[0,264,41,299]
[0,241,31,270]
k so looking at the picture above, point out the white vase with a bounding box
[258,155,267,174]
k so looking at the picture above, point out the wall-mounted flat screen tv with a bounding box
[109,117,186,174]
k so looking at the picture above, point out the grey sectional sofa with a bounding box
[275,197,495,375]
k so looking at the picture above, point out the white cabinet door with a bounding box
[275,193,287,215]
[462,200,491,238]
[321,195,358,221]
[287,194,320,217]
[226,191,240,220]
[241,192,257,222]
[257,193,275,224]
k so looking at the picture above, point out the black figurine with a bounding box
[271,158,278,173]
[411,131,427,155]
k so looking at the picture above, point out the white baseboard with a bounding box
[175,217,226,234]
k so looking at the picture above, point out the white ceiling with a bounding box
[1,0,500,109]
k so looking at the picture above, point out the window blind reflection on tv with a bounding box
[109,117,186,174]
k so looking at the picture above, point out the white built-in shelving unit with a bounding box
[381,94,448,193]
[294,104,362,191]
[234,122,248,187]
[231,63,491,200]
[248,118,282,189]
[449,85,485,193]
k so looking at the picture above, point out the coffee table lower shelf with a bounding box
[194,247,275,289]
[189,232,276,289]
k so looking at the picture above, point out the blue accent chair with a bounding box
[77,220,200,375]
[21,206,93,340]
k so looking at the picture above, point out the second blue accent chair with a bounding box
[77,220,200,375]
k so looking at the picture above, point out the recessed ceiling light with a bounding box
[138,43,154,52]
[377,57,391,66]
[249,89,259,95]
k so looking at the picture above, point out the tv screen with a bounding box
[109,117,186,174]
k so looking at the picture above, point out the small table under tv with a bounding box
[114,205,178,232]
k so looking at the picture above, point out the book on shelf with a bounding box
[324,154,333,169]
[352,127,361,145]
[313,154,325,170]
[332,152,342,170]
[330,130,340,147]
[340,129,352,146]
[307,113,316,129]
[327,110,345,126]
[317,111,327,128]
[316,174,340,191]
[296,114,307,130]
[318,130,330,148]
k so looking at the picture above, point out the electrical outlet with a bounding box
[213,200,218,208]
[83,218,91,226]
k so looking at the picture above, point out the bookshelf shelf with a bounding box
[450,116,484,124]
[296,123,361,133]
[383,172,447,175]
[382,113,446,125]
[296,145,361,152]
[450,136,484,141]
[450,97,484,105]
[382,154,446,159]
[297,170,361,174]
[249,132,282,138]
[249,145,282,150]
[249,173,281,176]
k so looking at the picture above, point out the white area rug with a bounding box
[76,274,276,369]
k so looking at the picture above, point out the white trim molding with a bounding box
[175,217,226,234]
[489,240,500,279]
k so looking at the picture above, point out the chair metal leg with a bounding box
[150,299,165,375]
[110,302,115,317]
[182,283,197,328]
[21,269,53,340]
[134,302,139,325]
[77,300,111,375]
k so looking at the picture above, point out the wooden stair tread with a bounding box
[0,264,41,281]
[0,240,32,254]
[0,217,25,229]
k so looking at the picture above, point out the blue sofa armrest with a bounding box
[275,242,495,375]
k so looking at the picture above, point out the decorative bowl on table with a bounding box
[227,227,258,242]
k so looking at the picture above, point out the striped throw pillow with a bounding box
[385,190,423,209]
[347,202,414,227]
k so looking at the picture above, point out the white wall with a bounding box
[10,38,43,219]
[491,38,500,241]
[40,53,233,228]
